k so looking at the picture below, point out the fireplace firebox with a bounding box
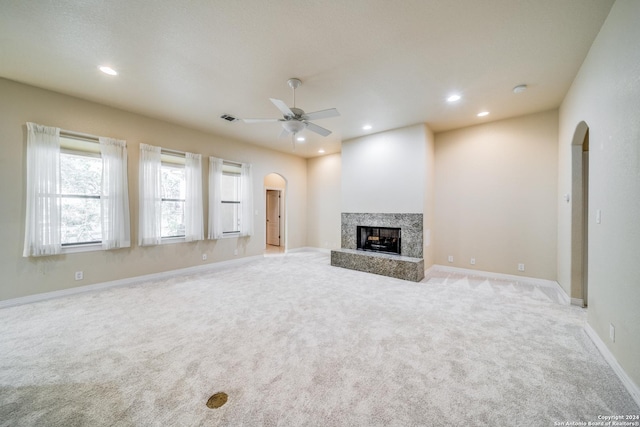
[357,226,401,255]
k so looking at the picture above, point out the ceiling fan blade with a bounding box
[270,98,295,118]
[303,108,340,121]
[305,121,332,137]
[242,118,280,123]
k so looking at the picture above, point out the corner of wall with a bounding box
[423,123,436,268]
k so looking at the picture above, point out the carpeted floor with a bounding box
[0,251,638,426]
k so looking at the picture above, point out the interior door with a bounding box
[266,190,280,246]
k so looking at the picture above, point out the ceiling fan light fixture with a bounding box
[283,120,305,134]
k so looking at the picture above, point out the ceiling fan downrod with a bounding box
[287,78,302,109]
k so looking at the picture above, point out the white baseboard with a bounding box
[584,323,640,408]
[424,264,436,276]
[0,255,263,309]
[428,264,571,305]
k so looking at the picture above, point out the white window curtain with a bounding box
[138,143,162,246]
[208,157,224,239]
[208,157,253,239]
[99,137,131,249]
[23,123,61,257]
[239,162,254,237]
[184,152,204,242]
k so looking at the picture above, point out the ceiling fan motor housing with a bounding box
[289,107,304,118]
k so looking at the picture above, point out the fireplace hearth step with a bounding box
[330,248,424,282]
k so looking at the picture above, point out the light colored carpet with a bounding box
[0,251,637,426]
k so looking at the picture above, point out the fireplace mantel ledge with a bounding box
[332,248,421,262]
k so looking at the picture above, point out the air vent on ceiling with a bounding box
[220,114,239,122]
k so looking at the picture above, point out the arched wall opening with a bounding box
[570,121,590,306]
[263,173,287,254]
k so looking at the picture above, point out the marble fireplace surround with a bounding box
[340,213,423,257]
[331,213,424,282]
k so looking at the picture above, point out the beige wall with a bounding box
[558,0,640,387]
[434,110,558,280]
[0,78,307,301]
[306,153,341,250]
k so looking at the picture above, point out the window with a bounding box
[161,156,186,238]
[138,144,203,246]
[60,141,102,245]
[208,157,253,239]
[23,122,130,257]
[221,163,241,234]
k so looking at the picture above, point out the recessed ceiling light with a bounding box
[318,149,325,154]
[99,66,118,76]
[447,94,461,102]
[477,111,490,117]
[362,124,372,130]
[296,136,305,142]
[513,84,527,94]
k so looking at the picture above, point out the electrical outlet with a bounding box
[610,324,615,342]
[470,258,476,265]
[202,254,207,261]
[518,263,525,272]
[448,255,453,263]
[74,271,83,281]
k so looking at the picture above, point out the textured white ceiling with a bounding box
[0,0,614,158]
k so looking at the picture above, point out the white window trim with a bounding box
[61,243,103,254]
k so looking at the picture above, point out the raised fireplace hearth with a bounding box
[331,213,424,282]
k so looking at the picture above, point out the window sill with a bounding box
[62,243,102,254]
[221,232,241,239]
[161,237,186,245]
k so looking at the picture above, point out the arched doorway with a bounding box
[570,122,589,307]
[264,173,287,255]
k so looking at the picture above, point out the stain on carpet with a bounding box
[206,392,228,409]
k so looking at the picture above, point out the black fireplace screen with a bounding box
[357,226,401,255]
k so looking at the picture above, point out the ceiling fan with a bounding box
[234,78,340,151]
